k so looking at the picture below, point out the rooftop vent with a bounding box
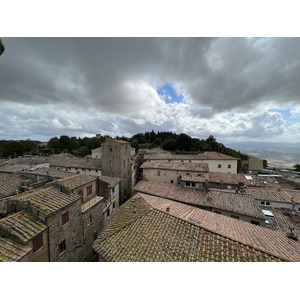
[166,207,170,212]
[189,217,201,224]
[286,227,298,241]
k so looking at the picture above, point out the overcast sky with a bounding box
[1,37,300,143]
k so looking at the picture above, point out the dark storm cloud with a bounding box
[1,37,300,141]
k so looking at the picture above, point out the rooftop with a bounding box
[144,151,238,161]
[0,211,47,243]
[208,172,280,187]
[0,236,31,262]
[180,174,206,183]
[99,175,121,187]
[0,174,23,198]
[134,181,265,219]
[141,161,209,172]
[140,193,300,261]
[57,173,96,190]
[10,186,80,215]
[246,187,300,204]
[93,194,290,262]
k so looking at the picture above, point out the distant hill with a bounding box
[224,142,300,169]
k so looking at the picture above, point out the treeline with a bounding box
[129,130,248,160]
[0,135,106,158]
[0,131,248,165]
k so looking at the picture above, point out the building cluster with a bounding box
[1,139,300,262]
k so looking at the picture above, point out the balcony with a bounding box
[81,196,104,213]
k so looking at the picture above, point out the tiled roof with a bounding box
[57,173,96,190]
[134,181,265,219]
[246,187,300,204]
[0,174,22,198]
[23,167,72,179]
[0,237,31,262]
[0,211,47,243]
[140,193,300,261]
[180,175,206,183]
[3,155,102,170]
[10,186,80,215]
[144,151,238,161]
[141,161,209,172]
[93,194,286,262]
[99,175,121,187]
[262,207,300,236]
[208,172,280,187]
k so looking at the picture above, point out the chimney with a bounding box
[204,179,209,193]
[286,227,298,241]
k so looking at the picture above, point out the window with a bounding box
[218,164,221,168]
[231,215,239,219]
[298,207,300,212]
[261,201,265,205]
[157,171,160,176]
[251,220,260,225]
[266,201,270,206]
[78,190,83,203]
[228,164,231,169]
[62,211,69,225]
[86,185,92,196]
[185,182,191,187]
[189,160,191,162]
[109,147,112,152]
[186,173,190,175]
[107,209,110,217]
[33,234,43,252]
[87,215,92,226]
[112,187,115,193]
[191,182,195,187]
[113,201,115,209]
[93,231,97,241]
[171,180,173,184]
[214,211,221,215]
[58,240,66,254]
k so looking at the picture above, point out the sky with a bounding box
[1,37,300,143]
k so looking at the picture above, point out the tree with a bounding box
[59,135,72,152]
[78,146,89,157]
[162,139,177,151]
[48,137,60,153]
[293,164,300,172]
[176,133,192,151]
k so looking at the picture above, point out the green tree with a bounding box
[48,137,60,153]
[59,135,72,152]
[162,139,177,151]
[78,146,89,157]
[293,164,300,171]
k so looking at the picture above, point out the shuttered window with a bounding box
[87,185,92,196]
[62,211,69,225]
[33,234,43,252]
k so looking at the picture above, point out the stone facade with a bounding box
[101,139,132,204]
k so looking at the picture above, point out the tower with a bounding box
[101,139,132,204]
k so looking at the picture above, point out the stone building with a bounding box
[0,210,49,262]
[101,139,132,204]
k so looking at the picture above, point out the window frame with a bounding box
[58,240,66,254]
[62,211,69,226]
[86,185,93,196]
[33,234,43,253]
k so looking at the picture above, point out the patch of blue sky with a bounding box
[157,83,184,104]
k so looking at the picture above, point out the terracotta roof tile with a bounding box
[134,181,265,219]
[10,186,80,215]
[141,193,300,261]
[0,174,22,198]
[93,194,286,262]
[0,237,31,262]
[0,211,47,243]
[141,161,209,172]
[57,173,96,190]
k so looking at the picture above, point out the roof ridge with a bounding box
[16,186,55,201]
[0,210,25,222]
[59,173,84,182]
